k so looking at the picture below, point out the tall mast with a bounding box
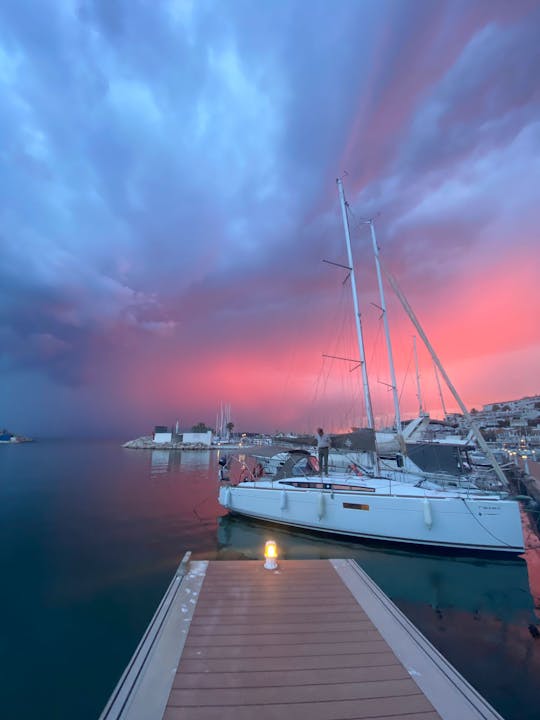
[386,271,509,487]
[369,221,402,432]
[413,335,425,416]
[336,178,375,430]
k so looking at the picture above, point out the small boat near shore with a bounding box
[0,429,32,443]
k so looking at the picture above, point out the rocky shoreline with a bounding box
[123,436,212,450]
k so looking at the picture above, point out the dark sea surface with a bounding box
[1,440,539,720]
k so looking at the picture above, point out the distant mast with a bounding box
[386,271,509,487]
[413,335,425,416]
[336,178,375,431]
[216,402,232,437]
[433,363,448,418]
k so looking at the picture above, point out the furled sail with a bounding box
[330,429,376,452]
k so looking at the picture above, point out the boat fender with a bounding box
[423,497,433,529]
[318,492,325,520]
[280,490,288,511]
[225,487,232,509]
[239,466,249,482]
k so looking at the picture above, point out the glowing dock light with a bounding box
[264,540,278,570]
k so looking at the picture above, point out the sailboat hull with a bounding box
[218,483,524,553]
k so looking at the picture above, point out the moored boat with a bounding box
[218,447,524,553]
[0,429,32,443]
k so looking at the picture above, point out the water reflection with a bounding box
[150,450,175,475]
[217,514,540,720]
[149,449,211,477]
[180,449,210,469]
[521,509,540,618]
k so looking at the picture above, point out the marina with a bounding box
[1,441,539,720]
[2,5,539,720]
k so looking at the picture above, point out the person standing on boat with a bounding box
[316,428,331,476]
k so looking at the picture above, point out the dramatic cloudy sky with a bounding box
[1,0,539,438]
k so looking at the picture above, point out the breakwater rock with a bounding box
[123,436,210,450]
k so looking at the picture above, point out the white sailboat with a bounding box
[218,180,525,553]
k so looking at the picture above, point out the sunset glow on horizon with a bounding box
[1,0,539,438]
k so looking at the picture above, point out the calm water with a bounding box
[1,441,539,720]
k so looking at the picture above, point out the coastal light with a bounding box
[264,540,278,570]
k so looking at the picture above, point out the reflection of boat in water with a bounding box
[217,514,534,622]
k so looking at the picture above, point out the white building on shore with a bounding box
[153,425,172,444]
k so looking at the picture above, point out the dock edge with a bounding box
[331,558,504,720]
[99,552,208,720]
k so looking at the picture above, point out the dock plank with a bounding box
[186,620,376,635]
[163,693,435,720]
[177,650,401,674]
[168,677,422,706]
[180,639,391,659]
[172,664,409,689]
[185,629,382,647]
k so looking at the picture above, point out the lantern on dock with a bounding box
[264,540,278,570]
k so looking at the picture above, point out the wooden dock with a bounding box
[100,557,504,720]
